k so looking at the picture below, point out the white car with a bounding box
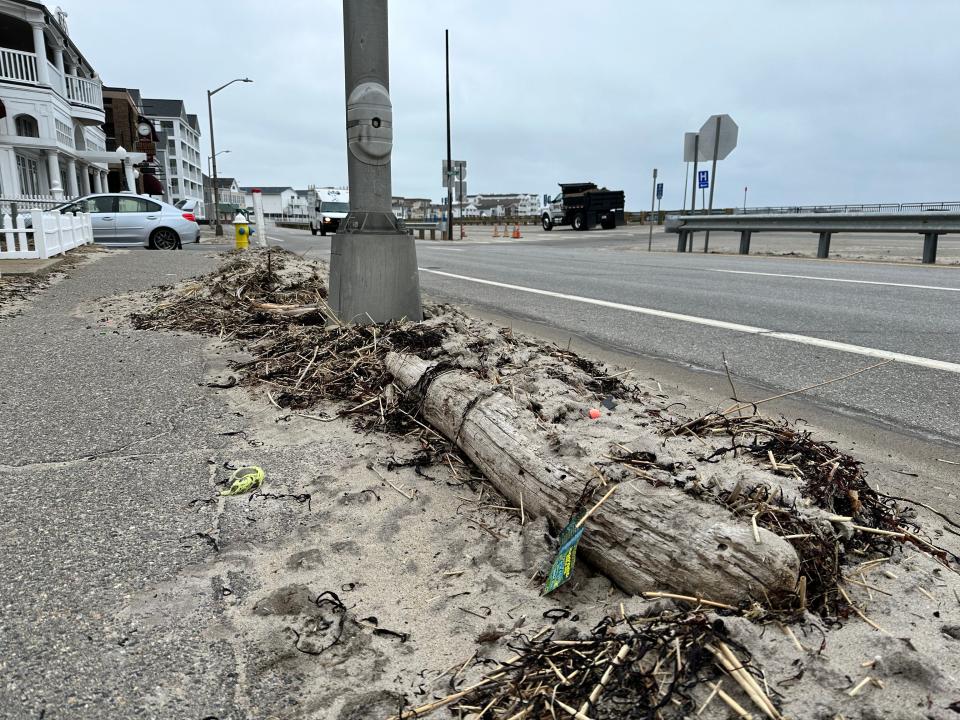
[56,193,199,249]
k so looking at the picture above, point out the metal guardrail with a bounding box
[733,202,960,215]
[665,211,960,264]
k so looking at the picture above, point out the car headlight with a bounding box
[323,216,332,223]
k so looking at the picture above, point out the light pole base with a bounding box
[329,219,422,324]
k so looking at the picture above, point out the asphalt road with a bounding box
[230,223,960,447]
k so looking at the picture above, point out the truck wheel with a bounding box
[541,214,553,231]
[601,216,615,230]
[310,227,318,236]
[572,212,585,231]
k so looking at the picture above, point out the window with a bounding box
[81,196,116,213]
[15,115,39,138]
[118,197,160,213]
[16,154,40,195]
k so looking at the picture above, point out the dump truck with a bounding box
[540,182,625,231]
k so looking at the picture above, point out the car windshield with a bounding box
[321,202,349,213]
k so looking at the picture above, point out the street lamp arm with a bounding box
[208,77,253,97]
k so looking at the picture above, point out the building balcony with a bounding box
[0,47,104,124]
[65,73,104,124]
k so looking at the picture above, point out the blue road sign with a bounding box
[656,183,663,200]
[698,170,709,189]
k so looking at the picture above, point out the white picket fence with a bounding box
[0,209,94,260]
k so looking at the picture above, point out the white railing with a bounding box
[0,209,93,260]
[0,48,39,84]
[0,194,70,214]
[47,60,65,95]
[66,74,102,108]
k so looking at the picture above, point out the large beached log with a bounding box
[386,352,800,605]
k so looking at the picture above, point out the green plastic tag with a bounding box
[544,514,585,594]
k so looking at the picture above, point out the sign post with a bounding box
[656,182,663,221]
[697,113,739,252]
[648,167,657,251]
[328,0,422,323]
[686,132,700,251]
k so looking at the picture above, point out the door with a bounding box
[115,196,163,244]
[76,196,118,241]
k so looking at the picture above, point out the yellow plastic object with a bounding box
[220,466,265,496]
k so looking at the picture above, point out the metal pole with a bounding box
[458,170,464,238]
[648,167,657,251]
[207,90,223,237]
[329,0,421,323]
[743,186,748,212]
[704,115,721,253]
[689,134,699,252]
[445,29,453,241]
[682,162,689,211]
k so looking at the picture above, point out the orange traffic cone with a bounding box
[460,224,466,239]
[493,224,500,238]
[511,224,521,239]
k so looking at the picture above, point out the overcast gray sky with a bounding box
[68,0,960,209]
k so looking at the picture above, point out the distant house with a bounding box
[465,193,541,218]
[203,175,246,222]
[240,186,297,217]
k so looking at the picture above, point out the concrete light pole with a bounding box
[207,78,252,237]
[329,0,422,323]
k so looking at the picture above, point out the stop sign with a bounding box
[698,114,739,160]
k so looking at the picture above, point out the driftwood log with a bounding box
[386,352,800,605]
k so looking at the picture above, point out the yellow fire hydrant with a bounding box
[234,211,252,250]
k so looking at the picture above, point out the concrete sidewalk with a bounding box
[0,250,237,718]
[0,257,64,276]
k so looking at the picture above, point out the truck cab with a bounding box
[308,186,350,236]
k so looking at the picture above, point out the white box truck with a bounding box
[308,186,350,236]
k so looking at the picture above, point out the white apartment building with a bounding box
[0,0,111,203]
[141,98,204,216]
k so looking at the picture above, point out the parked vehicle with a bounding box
[174,199,205,234]
[540,183,625,231]
[307,186,350,236]
[54,193,199,249]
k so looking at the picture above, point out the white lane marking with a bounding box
[420,268,960,374]
[266,236,285,243]
[706,268,960,292]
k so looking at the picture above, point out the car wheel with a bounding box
[151,227,180,250]
[541,214,553,231]
[572,212,585,231]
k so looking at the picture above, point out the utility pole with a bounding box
[207,78,252,236]
[648,167,657,251]
[329,0,422,323]
[445,29,453,241]
[743,186,748,212]
[704,114,721,253]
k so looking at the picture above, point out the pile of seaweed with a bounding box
[653,412,957,618]
[390,609,779,720]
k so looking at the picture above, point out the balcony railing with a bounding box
[66,74,102,108]
[0,48,39,83]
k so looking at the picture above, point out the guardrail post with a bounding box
[922,233,939,264]
[816,231,831,259]
[739,231,751,255]
[418,228,424,240]
[677,230,687,253]
[429,229,435,240]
